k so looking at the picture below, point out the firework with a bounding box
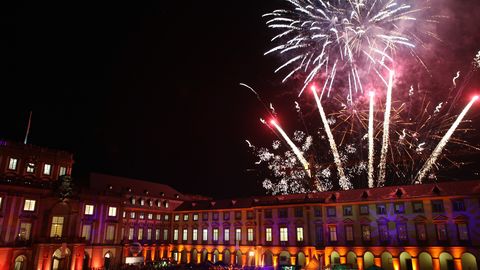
[377,70,394,187]
[368,91,375,188]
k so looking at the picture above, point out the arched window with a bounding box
[104,251,113,270]
[346,252,356,266]
[381,252,394,270]
[399,252,412,270]
[52,248,71,270]
[439,252,454,270]
[14,255,27,270]
[223,250,231,265]
[330,251,340,266]
[419,252,433,270]
[461,253,478,270]
[263,250,273,267]
[363,251,375,269]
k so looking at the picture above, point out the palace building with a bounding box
[0,140,478,270]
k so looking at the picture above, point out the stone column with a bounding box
[340,256,346,264]
[454,258,462,270]
[433,258,440,270]
[374,257,382,267]
[392,257,400,270]
[357,257,364,270]
[411,257,419,270]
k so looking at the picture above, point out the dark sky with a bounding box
[1,1,480,198]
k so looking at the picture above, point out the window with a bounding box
[183,229,188,241]
[343,206,353,216]
[412,201,424,213]
[140,199,145,206]
[244,228,253,242]
[106,225,115,241]
[164,214,169,221]
[59,166,67,176]
[224,228,230,241]
[266,228,272,242]
[397,223,408,241]
[314,207,322,217]
[265,209,273,219]
[24,199,36,211]
[193,229,198,241]
[0,197,2,208]
[202,212,209,221]
[294,207,303,218]
[280,227,288,242]
[156,214,161,220]
[147,213,153,220]
[416,223,427,241]
[43,164,52,175]
[19,222,32,240]
[223,212,230,220]
[156,200,161,207]
[279,208,288,218]
[147,228,152,240]
[138,228,143,240]
[457,223,469,241]
[345,225,354,241]
[193,213,199,221]
[85,204,94,215]
[130,212,136,219]
[394,203,405,214]
[131,197,136,205]
[315,225,323,243]
[296,227,304,242]
[377,204,387,215]
[128,228,134,240]
[26,163,35,173]
[183,214,189,221]
[452,199,466,211]
[247,211,254,219]
[360,205,369,215]
[362,225,371,241]
[235,228,242,242]
[163,229,169,241]
[8,158,18,170]
[81,224,91,240]
[149,200,153,207]
[139,213,144,220]
[213,212,219,220]
[50,216,64,237]
[164,201,169,208]
[436,223,448,241]
[328,226,337,242]
[123,211,126,218]
[155,229,160,240]
[108,207,117,217]
[174,214,180,221]
[379,224,389,242]
[173,229,179,241]
[432,200,444,213]
[213,228,219,241]
[203,228,208,241]
[235,211,242,220]
[327,207,336,217]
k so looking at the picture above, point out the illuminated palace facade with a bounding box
[0,140,479,270]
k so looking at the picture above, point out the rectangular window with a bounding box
[345,225,354,242]
[193,213,199,221]
[19,222,32,240]
[412,201,424,213]
[146,228,152,240]
[183,229,188,241]
[0,197,2,208]
[458,223,469,241]
[376,204,387,215]
[213,228,219,241]
[147,213,153,220]
[314,207,322,217]
[183,214,189,221]
[128,228,134,240]
[329,226,337,242]
[296,227,304,242]
[452,200,466,212]
[108,207,117,217]
[294,207,303,218]
[123,211,126,218]
[174,214,180,221]
[326,206,336,217]
[50,216,64,237]
[130,212,136,219]
[164,214,169,221]
[173,229,179,241]
[43,164,52,175]
[394,203,405,214]
[280,227,288,242]
[85,204,94,215]
[156,214,162,220]
[279,208,288,218]
[59,166,67,176]
[223,212,230,220]
[432,200,444,213]
[8,158,18,170]
[266,228,272,242]
[360,205,369,215]
[247,228,254,241]
[138,228,143,240]
[224,228,230,241]
[315,225,323,243]
[416,223,427,241]
[235,211,242,220]
[163,229,169,241]
[213,212,219,220]
[24,199,36,211]
[26,163,35,173]
[106,225,115,241]
[155,229,161,240]
[139,213,144,219]
[379,224,389,242]
[203,228,208,241]
[343,206,353,216]
[202,212,209,221]
[362,225,371,241]
[193,229,198,241]
[436,223,448,241]
[265,209,273,219]
[247,211,254,219]
[397,223,408,241]
[235,228,242,242]
[81,224,91,240]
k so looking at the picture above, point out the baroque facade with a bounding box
[0,140,479,270]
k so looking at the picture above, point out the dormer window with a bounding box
[26,163,35,173]
[8,158,18,170]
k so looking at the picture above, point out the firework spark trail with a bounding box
[270,120,311,177]
[377,70,394,187]
[415,96,479,184]
[312,86,352,190]
[368,91,375,188]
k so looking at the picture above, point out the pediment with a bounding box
[343,218,355,224]
[453,215,469,222]
[413,215,427,223]
[433,215,448,221]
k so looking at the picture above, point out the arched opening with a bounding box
[381,252,394,270]
[331,251,340,266]
[419,252,433,270]
[172,250,179,263]
[223,250,231,265]
[235,250,242,266]
[181,250,188,264]
[297,252,306,268]
[14,255,27,270]
[439,252,454,270]
[201,249,208,263]
[461,253,478,270]
[263,250,273,267]
[346,252,356,266]
[104,251,113,270]
[82,252,90,270]
[146,249,152,262]
[279,251,291,266]
[247,250,255,266]
[191,249,198,264]
[363,251,375,269]
[213,250,220,263]
[399,252,412,270]
[52,248,71,270]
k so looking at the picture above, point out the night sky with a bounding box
[2,1,480,198]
